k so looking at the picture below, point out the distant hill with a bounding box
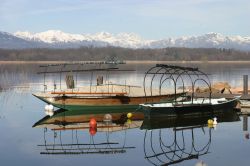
[0,47,249,61]
[0,30,250,51]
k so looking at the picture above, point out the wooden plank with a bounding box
[38,68,135,74]
[51,92,127,95]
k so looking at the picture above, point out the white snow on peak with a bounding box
[15,30,90,43]
[12,30,250,50]
[14,30,145,47]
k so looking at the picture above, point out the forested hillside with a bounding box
[0,47,249,61]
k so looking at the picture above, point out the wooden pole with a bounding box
[243,75,248,95]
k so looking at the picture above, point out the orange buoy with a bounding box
[89,118,97,127]
[89,127,97,136]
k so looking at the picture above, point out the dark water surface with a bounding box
[0,63,250,166]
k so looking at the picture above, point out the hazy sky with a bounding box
[0,0,249,39]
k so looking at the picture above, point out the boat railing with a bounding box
[37,60,144,96]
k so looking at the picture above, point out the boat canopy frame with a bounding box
[37,60,137,93]
[143,64,212,104]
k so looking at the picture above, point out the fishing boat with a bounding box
[33,61,185,112]
[139,64,241,115]
[140,97,240,115]
[33,89,184,112]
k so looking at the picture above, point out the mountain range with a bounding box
[0,30,250,51]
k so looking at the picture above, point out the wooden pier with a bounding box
[191,93,250,100]
[189,75,250,114]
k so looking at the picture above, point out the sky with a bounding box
[0,0,250,39]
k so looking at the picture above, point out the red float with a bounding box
[89,118,97,127]
[89,127,97,136]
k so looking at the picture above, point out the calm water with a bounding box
[0,63,250,166]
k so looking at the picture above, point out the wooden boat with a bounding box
[33,62,186,112]
[33,85,186,112]
[140,97,240,115]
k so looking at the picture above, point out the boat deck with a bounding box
[35,84,183,98]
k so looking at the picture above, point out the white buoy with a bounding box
[45,105,49,111]
[48,104,54,111]
[213,124,217,130]
[213,117,217,125]
[45,110,49,115]
[48,110,54,117]
[103,114,112,122]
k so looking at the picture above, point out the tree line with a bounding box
[0,47,249,61]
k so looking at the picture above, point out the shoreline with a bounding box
[2,60,250,64]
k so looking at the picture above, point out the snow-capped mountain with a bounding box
[149,33,250,51]
[1,30,250,51]
[0,31,45,49]
[14,30,146,48]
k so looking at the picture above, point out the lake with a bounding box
[0,62,250,166]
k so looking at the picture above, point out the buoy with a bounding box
[45,105,49,111]
[89,127,97,136]
[48,110,54,117]
[45,110,49,115]
[127,119,132,124]
[103,114,112,122]
[89,118,97,127]
[127,112,133,119]
[48,104,54,111]
[208,123,214,128]
[213,117,218,125]
[213,124,217,130]
[207,119,214,125]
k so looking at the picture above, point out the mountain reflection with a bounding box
[33,108,240,165]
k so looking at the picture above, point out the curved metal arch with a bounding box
[158,68,177,95]
[172,72,190,101]
[143,66,161,102]
[158,67,183,99]
[160,77,177,102]
[193,78,212,102]
[175,70,197,103]
[194,70,212,90]
[143,64,212,105]
[149,67,168,98]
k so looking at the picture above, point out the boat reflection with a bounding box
[33,108,240,165]
[141,110,240,166]
[33,109,144,155]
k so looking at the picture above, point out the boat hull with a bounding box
[34,93,185,112]
[141,98,239,116]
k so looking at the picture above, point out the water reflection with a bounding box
[33,109,144,155]
[141,110,240,165]
[1,63,250,166]
[243,114,249,139]
[33,108,240,165]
